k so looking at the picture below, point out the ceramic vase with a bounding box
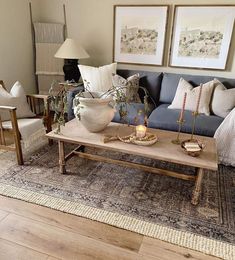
[73,92,115,132]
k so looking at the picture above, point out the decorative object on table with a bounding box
[103,124,157,146]
[190,84,202,141]
[113,5,168,66]
[181,139,205,157]
[169,5,235,70]
[102,135,119,143]
[73,75,151,132]
[103,131,158,146]
[135,125,147,138]
[49,80,84,134]
[172,92,187,144]
[55,38,89,82]
[168,78,214,115]
[119,132,158,146]
[211,78,235,118]
[73,92,115,133]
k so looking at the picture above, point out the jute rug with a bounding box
[0,144,234,260]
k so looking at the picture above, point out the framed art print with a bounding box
[169,5,235,70]
[113,5,168,66]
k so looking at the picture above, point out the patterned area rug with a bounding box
[0,144,234,259]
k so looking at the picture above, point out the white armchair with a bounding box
[0,80,52,165]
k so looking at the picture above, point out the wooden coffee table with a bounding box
[46,119,218,205]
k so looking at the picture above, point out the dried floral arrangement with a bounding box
[49,79,153,133]
[73,79,152,125]
[49,81,69,134]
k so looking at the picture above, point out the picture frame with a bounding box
[169,5,235,70]
[113,5,169,66]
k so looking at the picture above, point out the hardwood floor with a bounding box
[0,195,220,260]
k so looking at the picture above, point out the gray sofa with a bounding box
[67,69,235,137]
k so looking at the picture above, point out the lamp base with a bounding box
[63,59,81,83]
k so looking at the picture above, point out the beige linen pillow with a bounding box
[168,78,214,115]
[78,63,117,93]
[211,79,235,118]
[112,73,141,103]
[0,81,35,121]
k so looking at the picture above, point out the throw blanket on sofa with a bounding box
[214,108,235,166]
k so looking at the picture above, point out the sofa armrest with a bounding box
[67,85,84,121]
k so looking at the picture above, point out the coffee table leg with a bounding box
[58,140,66,174]
[191,168,204,205]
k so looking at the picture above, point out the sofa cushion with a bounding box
[112,103,148,125]
[160,73,235,104]
[79,63,117,92]
[211,79,235,118]
[117,69,163,106]
[112,73,141,103]
[148,104,224,137]
[168,78,214,115]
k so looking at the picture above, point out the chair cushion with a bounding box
[0,81,35,121]
[148,104,224,137]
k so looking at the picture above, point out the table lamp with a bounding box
[55,38,89,82]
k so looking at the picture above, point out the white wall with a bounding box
[39,0,235,79]
[1,0,235,95]
[0,0,41,93]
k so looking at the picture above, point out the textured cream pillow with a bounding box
[211,79,235,118]
[78,63,117,92]
[0,81,35,121]
[168,78,214,115]
[112,73,141,103]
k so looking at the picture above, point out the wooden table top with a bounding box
[46,119,218,171]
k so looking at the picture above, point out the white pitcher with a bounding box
[73,92,116,132]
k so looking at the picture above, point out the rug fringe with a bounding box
[0,183,234,259]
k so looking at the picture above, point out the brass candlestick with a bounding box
[172,118,185,145]
[190,111,199,141]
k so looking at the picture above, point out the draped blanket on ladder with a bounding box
[34,22,65,94]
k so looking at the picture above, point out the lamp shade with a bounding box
[54,38,89,59]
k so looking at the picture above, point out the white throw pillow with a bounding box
[0,81,35,121]
[168,78,214,115]
[78,63,117,92]
[211,79,235,118]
